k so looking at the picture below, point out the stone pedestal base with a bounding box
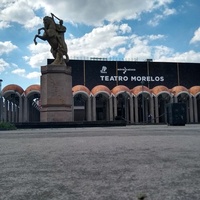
[40,65,72,122]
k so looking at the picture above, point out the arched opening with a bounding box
[112,85,131,122]
[73,93,88,121]
[72,85,91,121]
[115,92,131,122]
[95,93,109,121]
[137,92,151,123]
[26,93,40,122]
[116,93,125,119]
[177,93,190,123]
[91,85,111,121]
[157,93,171,123]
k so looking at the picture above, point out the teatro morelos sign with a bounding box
[99,66,164,82]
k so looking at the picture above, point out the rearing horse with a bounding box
[34,16,69,65]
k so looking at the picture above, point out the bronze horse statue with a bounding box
[34,14,69,65]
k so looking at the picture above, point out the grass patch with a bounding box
[0,122,17,130]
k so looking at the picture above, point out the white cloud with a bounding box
[190,27,200,44]
[53,0,174,25]
[26,72,41,79]
[119,24,132,34]
[0,0,41,29]
[24,16,41,29]
[148,7,176,27]
[12,68,26,76]
[148,15,163,27]
[0,58,9,73]
[24,43,52,68]
[153,45,174,60]
[163,7,176,16]
[156,50,200,63]
[68,24,129,58]
[148,34,165,40]
[11,68,41,79]
[124,34,151,60]
[28,43,49,54]
[124,34,172,61]
[125,44,151,61]
[0,21,10,29]
[24,52,52,68]
[0,0,174,28]
[0,41,17,55]
[11,63,18,68]
[118,47,126,55]
[125,40,200,63]
[122,32,200,63]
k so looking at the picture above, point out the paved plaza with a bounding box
[0,125,200,200]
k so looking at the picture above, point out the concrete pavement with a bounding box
[0,125,200,200]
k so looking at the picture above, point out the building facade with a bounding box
[1,59,200,124]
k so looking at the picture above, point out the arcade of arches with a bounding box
[1,84,200,124]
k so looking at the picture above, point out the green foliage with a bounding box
[0,122,17,130]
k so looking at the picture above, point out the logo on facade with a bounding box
[118,67,136,74]
[100,66,107,74]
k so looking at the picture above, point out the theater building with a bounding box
[1,59,200,124]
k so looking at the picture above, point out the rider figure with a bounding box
[51,13,67,53]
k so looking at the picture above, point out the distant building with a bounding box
[1,59,200,124]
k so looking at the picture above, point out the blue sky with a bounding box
[0,0,200,90]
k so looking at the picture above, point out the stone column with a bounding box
[13,104,16,123]
[24,97,28,122]
[193,97,198,123]
[92,96,96,121]
[87,96,92,121]
[109,96,113,121]
[150,96,154,123]
[9,102,12,122]
[125,97,129,123]
[145,98,149,122]
[134,96,139,123]
[19,96,23,122]
[16,105,19,122]
[186,100,190,123]
[106,98,109,121]
[130,97,134,123]
[174,96,178,103]
[2,99,5,122]
[155,96,159,123]
[5,100,8,122]
[113,97,117,119]
[170,95,174,103]
[189,96,194,123]
[40,65,72,122]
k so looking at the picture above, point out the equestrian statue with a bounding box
[34,13,69,65]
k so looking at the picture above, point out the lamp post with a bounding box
[141,81,145,123]
[146,59,152,88]
[0,79,2,95]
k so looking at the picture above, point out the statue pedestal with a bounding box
[40,65,72,122]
